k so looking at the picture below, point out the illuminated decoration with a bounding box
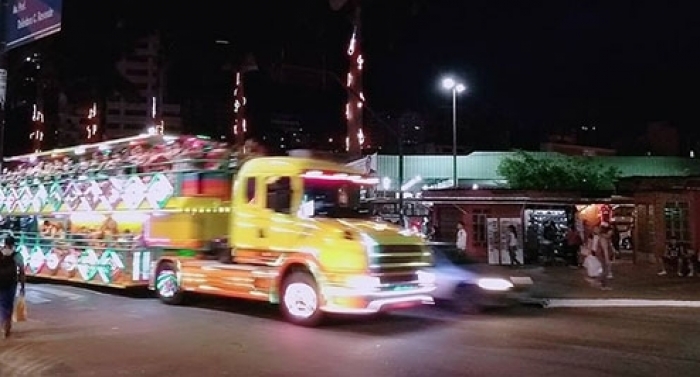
[302,170,379,185]
[28,245,46,274]
[16,243,132,285]
[146,174,175,209]
[232,70,247,145]
[31,184,48,212]
[47,181,64,211]
[132,250,152,281]
[97,249,125,283]
[77,249,99,281]
[0,171,175,214]
[155,269,178,297]
[61,253,78,277]
[357,129,365,149]
[86,102,98,142]
[29,104,45,152]
[345,2,365,155]
[46,252,61,271]
[17,186,30,212]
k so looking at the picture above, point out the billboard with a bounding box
[0,69,6,107]
[4,0,62,51]
[347,153,378,175]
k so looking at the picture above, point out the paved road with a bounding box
[1,282,699,376]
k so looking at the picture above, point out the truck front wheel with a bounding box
[155,262,185,305]
[280,272,324,327]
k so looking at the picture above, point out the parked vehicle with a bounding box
[428,242,534,313]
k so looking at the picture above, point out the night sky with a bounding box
[8,0,700,152]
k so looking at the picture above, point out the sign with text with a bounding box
[5,0,62,51]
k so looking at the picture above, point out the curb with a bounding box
[540,298,700,308]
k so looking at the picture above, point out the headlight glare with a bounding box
[477,278,513,291]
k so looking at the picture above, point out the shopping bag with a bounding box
[12,296,27,323]
[583,255,603,278]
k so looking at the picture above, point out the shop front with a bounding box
[420,189,635,265]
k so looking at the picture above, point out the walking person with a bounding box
[595,226,614,290]
[0,236,26,339]
[678,241,695,277]
[565,225,583,268]
[541,221,558,265]
[456,221,468,254]
[506,225,522,266]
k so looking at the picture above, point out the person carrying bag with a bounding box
[0,236,26,339]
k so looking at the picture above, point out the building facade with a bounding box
[372,151,700,266]
[105,34,182,138]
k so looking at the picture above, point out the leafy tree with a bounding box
[497,150,620,191]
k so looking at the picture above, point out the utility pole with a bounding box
[328,71,405,225]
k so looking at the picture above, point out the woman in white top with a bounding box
[456,221,468,252]
[507,225,522,266]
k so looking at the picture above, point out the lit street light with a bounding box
[441,77,466,188]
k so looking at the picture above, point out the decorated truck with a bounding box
[0,134,435,326]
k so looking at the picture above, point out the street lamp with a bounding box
[441,77,466,188]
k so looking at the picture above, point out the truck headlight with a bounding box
[416,270,436,285]
[477,278,513,291]
[347,275,381,290]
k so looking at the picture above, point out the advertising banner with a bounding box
[0,69,6,106]
[346,153,377,175]
[5,0,62,51]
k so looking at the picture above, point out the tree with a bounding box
[497,151,620,191]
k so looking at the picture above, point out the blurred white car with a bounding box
[428,242,534,313]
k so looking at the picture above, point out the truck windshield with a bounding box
[300,178,373,219]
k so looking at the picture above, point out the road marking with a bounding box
[544,299,700,308]
[24,291,51,304]
[0,342,71,376]
[27,286,84,301]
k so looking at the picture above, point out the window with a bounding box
[266,176,292,214]
[245,177,256,203]
[125,68,148,76]
[125,109,146,116]
[471,208,490,247]
[664,201,690,242]
[300,178,371,219]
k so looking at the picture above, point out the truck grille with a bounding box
[369,244,431,276]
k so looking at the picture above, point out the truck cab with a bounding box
[150,156,435,326]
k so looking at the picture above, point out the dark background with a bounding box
[4,0,700,155]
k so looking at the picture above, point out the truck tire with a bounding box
[155,262,185,305]
[280,272,324,327]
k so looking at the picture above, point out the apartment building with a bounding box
[105,34,182,139]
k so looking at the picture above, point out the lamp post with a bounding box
[441,77,466,188]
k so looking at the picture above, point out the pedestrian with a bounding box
[0,236,26,339]
[456,221,468,254]
[678,242,695,277]
[506,225,522,266]
[565,225,583,268]
[664,237,681,276]
[595,226,614,290]
[541,221,558,265]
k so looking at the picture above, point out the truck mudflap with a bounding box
[320,287,435,314]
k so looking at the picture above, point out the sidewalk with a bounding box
[506,261,700,301]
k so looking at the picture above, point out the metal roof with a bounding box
[376,151,700,188]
